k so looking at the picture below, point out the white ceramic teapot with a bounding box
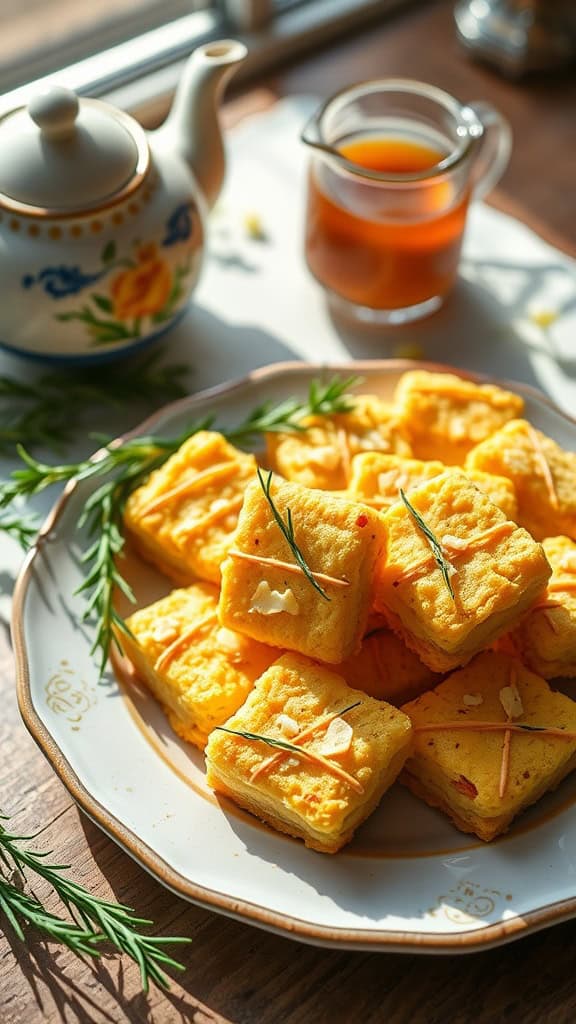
[0,40,246,363]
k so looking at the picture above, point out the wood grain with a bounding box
[2,3,576,1022]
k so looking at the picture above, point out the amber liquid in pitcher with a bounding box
[305,135,470,311]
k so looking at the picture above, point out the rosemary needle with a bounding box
[399,488,456,600]
[257,467,330,601]
[216,727,312,755]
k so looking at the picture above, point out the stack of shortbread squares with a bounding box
[119,370,576,851]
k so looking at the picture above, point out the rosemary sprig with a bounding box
[1,428,212,525]
[399,488,456,600]
[257,467,330,601]
[76,478,137,677]
[1,376,357,675]
[516,724,552,732]
[1,427,211,678]
[215,702,361,753]
[226,374,359,443]
[0,813,190,991]
[0,351,191,453]
[0,877,100,956]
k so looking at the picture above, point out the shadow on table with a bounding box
[11,796,576,1024]
[3,926,123,1024]
[327,255,576,390]
[6,925,203,1024]
[76,802,576,1024]
[3,811,218,1024]
[159,303,303,388]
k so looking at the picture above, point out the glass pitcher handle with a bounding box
[468,101,512,201]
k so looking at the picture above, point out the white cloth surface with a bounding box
[185,96,576,414]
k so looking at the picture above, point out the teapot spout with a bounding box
[156,40,247,210]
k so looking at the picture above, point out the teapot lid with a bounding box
[0,86,150,216]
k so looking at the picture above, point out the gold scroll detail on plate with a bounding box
[45,662,96,729]
[424,880,513,925]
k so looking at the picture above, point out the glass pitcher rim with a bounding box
[301,78,484,184]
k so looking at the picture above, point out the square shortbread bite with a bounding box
[465,419,576,541]
[508,536,576,679]
[464,469,517,521]
[123,431,256,585]
[348,452,517,519]
[401,652,576,841]
[373,470,550,673]
[121,584,278,749]
[219,475,386,664]
[266,394,411,491]
[338,622,440,706]
[394,370,524,465]
[205,653,413,853]
[348,453,445,511]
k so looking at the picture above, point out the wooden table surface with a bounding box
[2,3,576,1023]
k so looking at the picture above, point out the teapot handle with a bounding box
[468,101,512,201]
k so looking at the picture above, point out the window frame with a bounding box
[0,0,422,123]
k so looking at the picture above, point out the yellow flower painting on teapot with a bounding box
[22,203,196,346]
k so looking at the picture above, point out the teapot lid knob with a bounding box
[28,87,80,141]
[0,86,149,212]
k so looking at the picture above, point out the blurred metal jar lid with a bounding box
[454,0,576,77]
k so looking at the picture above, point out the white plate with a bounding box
[13,360,576,953]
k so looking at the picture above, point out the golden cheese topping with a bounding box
[401,651,576,838]
[394,370,524,465]
[466,420,576,542]
[266,394,412,491]
[219,476,386,664]
[374,470,550,672]
[205,653,413,851]
[121,583,278,749]
[123,431,257,584]
[508,535,576,679]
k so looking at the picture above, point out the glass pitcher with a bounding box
[302,80,511,325]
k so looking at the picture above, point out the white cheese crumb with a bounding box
[210,498,230,514]
[285,757,301,768]
[249,580,300,616]
[151,619,180,644]
[378,470,408,493]
[559,553,576,573]
[463,693,484,707]
[449,417,468,440]
[358,430,391,452]
[441,534,468,551]
[307,445,342,470]
[216,627,242,653]
[499,683,524,720]
[276,713,299,738]
[320,717,353,756]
